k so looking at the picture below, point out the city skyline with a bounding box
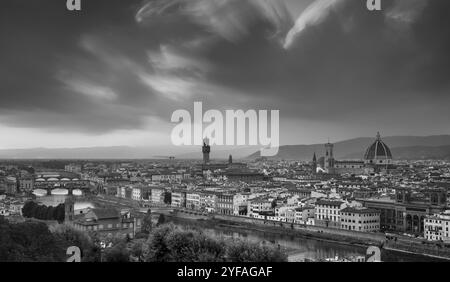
[1,0,450,150]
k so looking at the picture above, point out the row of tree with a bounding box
[104,222,288,262]
[22,201,65,223]
[0,216,100,262]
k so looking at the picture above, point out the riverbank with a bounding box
[157,210,450,261]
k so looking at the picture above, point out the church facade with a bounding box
[315,132,394,175]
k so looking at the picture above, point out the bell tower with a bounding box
[202,138,210,164]
[312,152,317,174]
[324,141,334,173]
[64,195,75,222]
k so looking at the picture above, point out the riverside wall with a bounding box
[163,210,450,259]
[212,213,386,245]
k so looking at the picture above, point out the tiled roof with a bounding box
[315,199,344,206]
[90,208,120,220]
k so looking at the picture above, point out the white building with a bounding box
[65,164,82,174]
[233,193,250,216]
[117,186,127,199]
[295,206,315,224]
[151,187,165,205]
[340,207,380,232]
[151,173,185,183]
[186,192,201,210]
[171,190,186,208]
[248,197,273,217]
[132,187,142,201]
[199,192,217,213]
[424,211,450,242]
[315,199,347,229]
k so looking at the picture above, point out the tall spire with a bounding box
[313,152,317,162]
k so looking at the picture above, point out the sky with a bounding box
[0,0,449,150]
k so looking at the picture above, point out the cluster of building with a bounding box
[1,133,450,244]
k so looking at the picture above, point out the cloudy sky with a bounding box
[0,0,449,151]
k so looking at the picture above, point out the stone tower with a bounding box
[202,138,210,164]
[324,142,334,173]
[312,152,317,174]
[228,154,233,164]
[64,195,75,222]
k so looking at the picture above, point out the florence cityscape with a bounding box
[1,0,450,267]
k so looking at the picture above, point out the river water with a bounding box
[166,217,446,262]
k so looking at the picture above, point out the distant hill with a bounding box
[247,135,450,161]
[1,135,450,160]
[0,146,194,159]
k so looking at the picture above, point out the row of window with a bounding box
[341,218,378,224]
[317,209,338,214]
[317,205,340,210]
[317,215,338,221]
[75,222,134,231]
[341,213,378,217]
[342,224,379,231]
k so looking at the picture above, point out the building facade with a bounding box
[315,199,346,229]
[340,207,380,232]
[216,193,234,215]
[424,211,450,242]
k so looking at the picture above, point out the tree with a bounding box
[50,224,101,262]
[54,204,65,223]
[103,242,130,262]
[46,206,55,221]
[225,240,287,262]
[22,201,34,217]
[163,192,171,205]
[144,224,175,262]
[141,209,152,234]
[0,219,64,261]
[271,199,277,209]
[157,214,166,226]
[143,224,226,262]
[130,239,146,262]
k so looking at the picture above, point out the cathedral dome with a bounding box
[364,132,392,161]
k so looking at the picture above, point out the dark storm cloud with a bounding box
[0,0,155,132]
[0,0,449,136]
[189,0,450,122]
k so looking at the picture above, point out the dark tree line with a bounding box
[0,216,101,262]
[22,201,65,223]
[163,192,171,205]
[126,223,288,262]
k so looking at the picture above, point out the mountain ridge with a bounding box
[247,135,450,160]
[0,135,449,160]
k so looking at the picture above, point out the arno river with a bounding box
[34,192,446,262]
[165,217,447,262]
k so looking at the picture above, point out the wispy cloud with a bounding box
[284,0,342,49]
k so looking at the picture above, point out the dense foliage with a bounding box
[139,224,288,262]
[22,201,65,223]
[49,224,101,262]
[0,216,101,262]
[0,215,288,262]
[0,216,64,261]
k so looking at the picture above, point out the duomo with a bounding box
[313,132,393,175]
